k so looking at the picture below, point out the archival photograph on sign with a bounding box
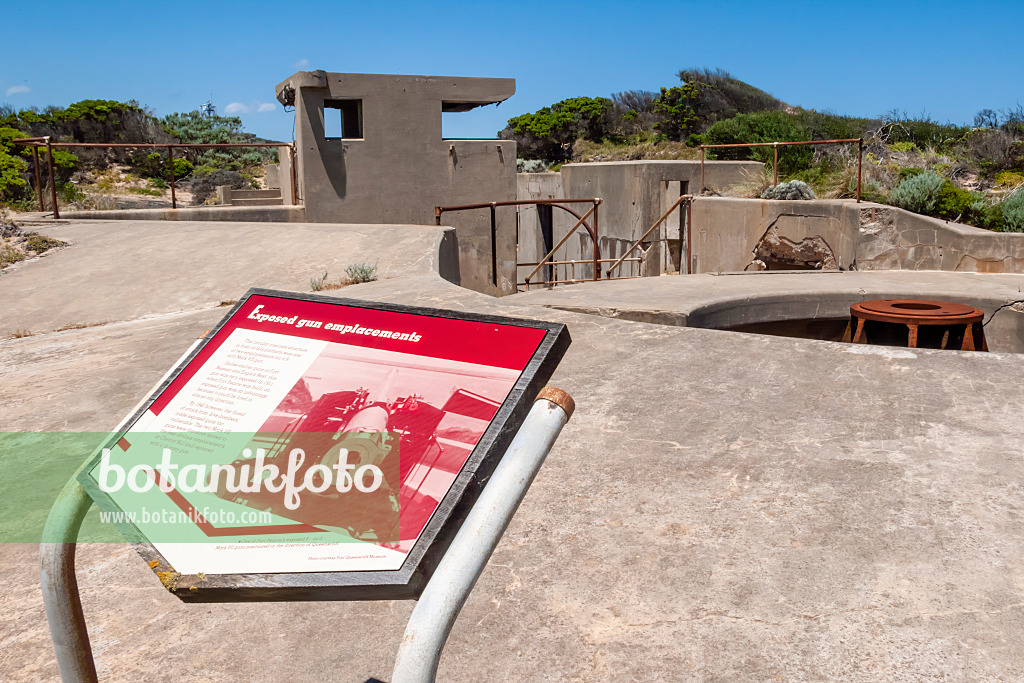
[238,341,521,554]
[85,295,544,576]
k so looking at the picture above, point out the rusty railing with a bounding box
[699,138,864,202]
[12,137,297,219]
[605,194,693,279]
[435,198,603,290]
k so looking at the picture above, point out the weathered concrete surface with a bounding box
[6,257,1024,680]
[59,205,305,223]
[854,203,1024,273]
[510,270,1024,353]
[690,197,859,273]
[0,220,459,337]
[689,197,1024,276]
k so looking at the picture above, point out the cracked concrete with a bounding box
[5,220,1024,681]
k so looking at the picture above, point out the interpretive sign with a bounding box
[79,288,569,601]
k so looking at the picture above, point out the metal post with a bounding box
[46,138,59,219]
[434,207,442,226]
[289,144,299,205]
[392,388,575,683]
[489,203,497,288]
[41,474,99,683]
[686,197,693,275]
[33,146,44,211]
[592,200,600,280]
[700,147,705,193]
[857,138,863,203]
[773,143,779,187]
[40,336,206,682]
[168,146,176,209]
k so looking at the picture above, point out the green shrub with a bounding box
[651,82,703,140]
[705,111,813,175]
[889,141,916,153]
[50,150,78,182]
[161,111,278,170]
[965,200,1005,231]
[24,233,66,253]
[309,271,329,291]
[761,180,815,200]
[0,147,27,199]
[128,187,162,196]
[897,166,925,182]
[173,158,193,179]
[994,170,1024,188]
[150,177,166,189]
[345,261,378,283]
[1002,191,1024,232]
[57,182,85,204]
[502,97,614,161]
[936,183,982,220]
[131,153,193,180]
[890,171,944,214]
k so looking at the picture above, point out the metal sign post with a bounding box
[41,389,574,683]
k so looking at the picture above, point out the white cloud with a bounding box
[224,102,249,114]
[256,102,276,113]
[294,58,309,68]
[5,85,30,96]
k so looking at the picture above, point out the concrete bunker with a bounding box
[276,70,519,295]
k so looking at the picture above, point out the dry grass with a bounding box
[54,321,107,332]
[573,139,701,163]
[719,165,774,198]
[8,329,34,339]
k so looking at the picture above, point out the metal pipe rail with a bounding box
[699,137,864,202]
[435,198,602,289]
[11,137,297,217]
[605,194,693,279]
[41,382,575,683]
[391,387,574,682]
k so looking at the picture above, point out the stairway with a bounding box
[216,186,284,206]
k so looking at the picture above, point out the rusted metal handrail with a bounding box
[522,204,597,288]
[699,138,864,202]
[435,198,602,289]
[12,138,297,217]
[605,194,692,279]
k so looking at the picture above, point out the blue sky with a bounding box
[3,1,1022,143]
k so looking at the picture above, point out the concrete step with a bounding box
[231,198,284,207]
[232,189,281,199]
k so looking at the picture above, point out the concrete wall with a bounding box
[854,204,1024,272]
[688,197,1024,275]
[515,172,569,287]
[276,71,518,295]
[690,197,858,273]
[558,161,764,278]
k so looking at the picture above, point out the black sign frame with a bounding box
[78,288,569,602]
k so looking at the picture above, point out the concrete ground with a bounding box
[0,220,457,338]
[4,221,1024,681]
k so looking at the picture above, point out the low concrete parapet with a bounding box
[690,197,1024,275]
[59,205,306,223]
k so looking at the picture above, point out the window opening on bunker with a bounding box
[324,99,363,139]
[442,105,498,140]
